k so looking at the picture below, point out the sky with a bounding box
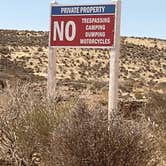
[0,0,165,39]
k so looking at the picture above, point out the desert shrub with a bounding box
[135,91,144,100]
[147,92,166,162]
[0,82,164,165]
[0,81,74,165]
[0,46,11,55]
[143,92,166,134]
[37,47,43,52]
[15,106,57,164]
[120,80,133,93]
[122,92,166,164]
[0,79,7,90]
[52,103,156,166]
[142,92,166,160]
[22,47,30,52]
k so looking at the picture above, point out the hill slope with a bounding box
[0,29,166,101]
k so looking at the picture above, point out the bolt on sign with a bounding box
[48,1,121,116]
[50,4,116,48]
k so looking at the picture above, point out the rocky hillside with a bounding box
[0,29,166,102]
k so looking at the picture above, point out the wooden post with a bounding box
[108,0,121,120]
[47,1,57,98]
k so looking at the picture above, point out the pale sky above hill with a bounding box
[0,0,165,39]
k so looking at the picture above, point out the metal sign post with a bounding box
[108,0,121,120]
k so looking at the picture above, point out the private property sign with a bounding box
[48,1,121,119]
[50,4,116,48]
